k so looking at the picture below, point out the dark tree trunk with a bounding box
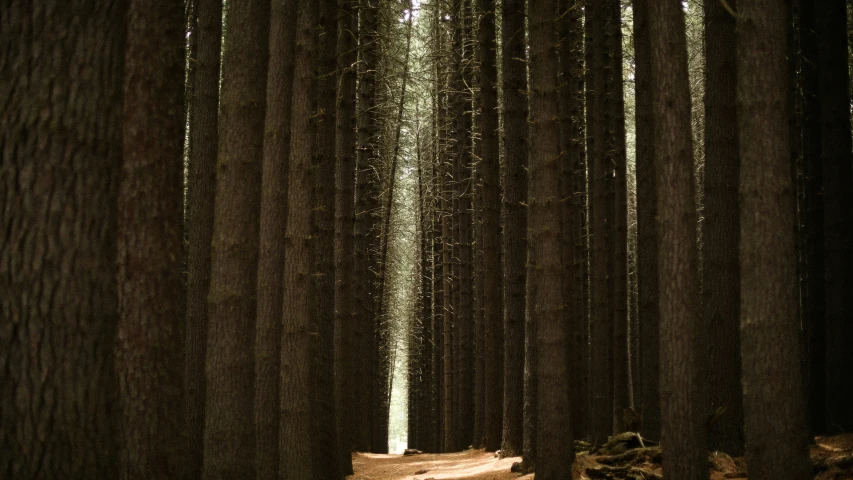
[528,0,575,476]
[117,0,186,477]
[184,0,221,475]
[736,0,812,477]
[797,0,827,435]
[0,1,125,476]
[310,0,341,476]
[203,0,269,476]
[500,0,529,457]
[816,0,853,433]
[280,1,320,477]
[604,0,630,432]
[701,0,744,456]
[557,0,588,442]
[632,0,661,442]
[585,0,614,441]
[649,2,706,478]
[335,0,359,473]
[476,0,505,453]
[353,0,381,452]
[255,1,297,478]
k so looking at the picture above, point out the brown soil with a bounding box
[349,434,853,480]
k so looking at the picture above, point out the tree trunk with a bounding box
[310,2,341,476]
[255,1,297,478]
[280,1,320,477]
[476,0,505,453]
[185,0,221,475]
[117,0,186,477]
[353,0,381,452]
[0,1,125,476]
[335,0,359,473]
[558,0,588,442]
[585,0,614,441]
[528,0,574,476]
[816,0,853,433]
[649,2,706,479]
[500,0,529,457]
[632,0,661,443]
[701,0,744,456]
[736,1,812,477]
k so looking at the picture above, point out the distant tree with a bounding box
[335,0,359,473]
[203,0,270,476]
[632,0,661,442]
[736,0,812,477]
[255,0,297,478]
[648,1,705,478]
[528,0,574,476]
[500,0,530,457]
[476,0,505,452]
[816,0,853,433]
[117,0,187,477]
[184,0,221,475]
[1,2,125,477]
[280,1,320,476]
[702,0,744,455]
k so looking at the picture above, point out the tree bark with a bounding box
[528,0,575,476]
[335,0,359,472]
[280,1,320,477]
[0,1,125,476]
[500,0,529,457]
[736,0,812,477]
[632,0,661,443]
[254,1,297,478]
[558,0,588,442]
[701,0,744,456]
[184,0,221,475]
[117,0,186,477]
[816,0,853,433]
[649,2,706,479]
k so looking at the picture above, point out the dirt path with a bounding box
[349,449,533,480]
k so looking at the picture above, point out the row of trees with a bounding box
[403,0,853,479]
[2,0,852,479]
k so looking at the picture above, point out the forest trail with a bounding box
[349,434,853,479]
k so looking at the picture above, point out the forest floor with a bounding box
[349,433,853,479]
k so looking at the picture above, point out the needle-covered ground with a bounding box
[348,434,853,480]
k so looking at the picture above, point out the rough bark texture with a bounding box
[184,0,221,475]
[254,2,297,478]
[558,0,588,442]
[528,0,575,476]
[310,1,341,475]
[632,0,661,443]
[816,0,853,433]
[736,1,812,477]
[702,0,744,456]
[117,0,186,477]
[0,1,125,476]
[203,0,269,476]
[280,1,319,476]
[500,0,529,457]
[649,2,706,479]
[585,0,614,441]
[335,0,359,473]
[353,0,381,452]
[476,0,505,453]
